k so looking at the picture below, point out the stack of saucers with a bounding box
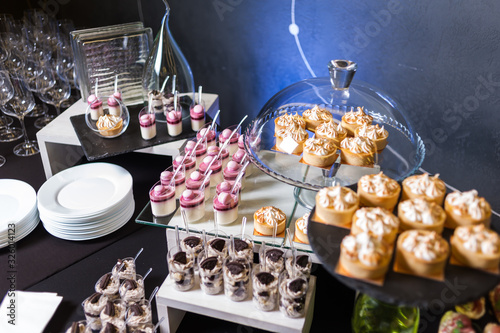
[0,179,40,248]
[37,163,134,241]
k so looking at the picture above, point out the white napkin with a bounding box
[0,291,63,333]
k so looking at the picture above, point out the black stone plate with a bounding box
[308,206,500,307]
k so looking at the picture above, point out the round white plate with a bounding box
[0,179,37,232]
[37,163,133,218]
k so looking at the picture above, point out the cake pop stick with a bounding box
[210,110,220,131]
[160,76,170,93]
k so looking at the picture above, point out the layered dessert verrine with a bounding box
[198,155,223,186]
[401,173,446,206]
[223,161,246,189]
[207,145,230,170]
[107,95,121,117]
[167,248,195,291]
[216,180,241,202]
[219,127,240,155]
[259,247,286,274]
[213,192,239,225]
[198,250,223,295]
[278,271,308,318]
[119,276,145,303]
[160,166,186,198]
[341,106,373,136]
[357,172,401,211]
[190,103,205,131]
[173,155,196,180]
[95,272,120,300]
[149,183,176,217]
[138,110,156,141]
[252,267,279,311]
[197,124,217,148]
[166,110,182,137]
[315,185,359,226]
[179,189,205,222]
[184,139,207,169]
[185,171,210,202]
[82,292,108,330]
[223,257,251,301]
[88,94,104,120]
[444,190,491,229]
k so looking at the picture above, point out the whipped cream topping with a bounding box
[276,122,308,142]
[315,120,347,138]
[401,230,447,261]
[455,224,500,255]
[276,112,305,128]
[342,106,373,125]
[404,173,445,199]
[399,198,443,224]
[359,172,400,197]
[317,185,358,210]
[354,207,399,237]
[304,137,337,156]
[356,124,387,140]
[342,232,388,266]
[96,114,121,129]
[446,190,490,220]
[296,212,310,234]
[302,105,333,122]
[255,206,286,227]
[340,136,376,154]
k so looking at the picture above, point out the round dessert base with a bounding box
[13,140,40,157]
[339,253,390,280]
[340,119,360,137]
[395,249,447,277]
[450,236,500,270]
[295,227,309,244]
[315,133,346,147]
[253,219,286,236]
[302,152,338,168]
[398,215,445,234]
[340,150,375,167]
[357,189,400,212]
[444,206,491,229]
[0,127,23,142]
[315,205,357,227]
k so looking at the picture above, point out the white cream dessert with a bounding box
[198,255,224,295]
[118,277,145,303]
[107,95,121,117]
[184,140,208,169]
[168,250,195,291]
[315,185,359,226]
[279,273,308,318]
[233,238,254,261]
[149,184,176,217]
[100,300,126,327]
[252,270,279,311]
[185,171,210,202]
[160,169,186,199]
[198,155,223,186]
[445,190,492,229]
[357,172,401,211]
[213,192,239,225]
[197,125,217,147]
[139,113,156,140]
[95,273,120,300]
[166,110,182,137]
[88,94,104,120]
[96,114,123,137]
[179,189,205,222]
[82,293,108,331]
[275,122,308,155]
[190,104,205,131]
[315,120,348,146]
[355,124,388,152]
[207,237,228,259]
[341,106,373,136]
[285,254,312,280]
[180,235,204,267]
[352,207,400,244]
[451,224,500,270]
[111,257,136,280]
[302,137,339,167]
[260,248,286,274]
[223,160,246,189]
[340,136,377,166]
[207,145,230,170]
[148,90,167,112]
[402,173,446,205]
[274,112,306,133]
[302,105,334,131]
[125,302,152,329]
[223,257,251,301]
[398,198,446,233]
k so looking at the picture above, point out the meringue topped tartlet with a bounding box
[274,112,306,133]
[351,207,400,245]
[254,206,286,236]
[302,137,339,168]
[444,190,492,229]
[357,172,401,212]
[96,114,123,137]
[355,124,388,152]
[341,106,373,136]
[315,185,359,226]
[276,122,309,155]
[302,105,334,131]
[340,136,377,166]
[451,224,500,270]
[398,198,446,234]
[401,173,446,206]
[315,120,348,146]
[295,212,310,244]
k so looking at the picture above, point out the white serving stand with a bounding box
[156,268,316,333]
[36,93,219,179]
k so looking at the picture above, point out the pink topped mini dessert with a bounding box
[197,125,217,147]
[139,112,156,140]
[219,127,240,155]
[190,104,205,131]
[223,161,246,189]
[231,148,253,176]
[149,183,176,217]
[166,110,182,137]
[185,171,210,201]
[198,156,223,186]
[207,145,230,170]
[213,192,239,225]
[216,180,241,202]
[184,140,207,169]
[88,95,104,121]
[179,189,205,222]
[107,96,121,117]
[173,155,196,180]
[160,168,186,198]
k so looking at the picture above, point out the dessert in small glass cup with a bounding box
[199,155,223,186]
[341,106,373,136]
[190,100,205,131]
[197,122,217,148]
[125,299,153,331]
[233,234,254,262]
[231,148,254,177]
[82,293,107,331]
[444,189,492,229]
[138,107,157,141]
[160,165,186,199]
[223,255,252,302]
[401,173,446,206]
[99,321,126,333]
[64,320,92,333]
[223,161,246,189]
[85,95,129,139]
[149,181,176,217]
[213,192,239,225]
[252,265,279,311]
[87,94,104,121]
[197,249,224,295]
[185,171,211,202]
[167,245,195,291]
[107,93,122,117]
[95,272,120,300]
[259,243,287,275]
[285,253,312,280]
[111,257,136,281]
[180,233,204,270]
[166,107,183,137]
[279,270,308,318]
[99,299,127,327]
[173,154,196,180]
[184,138,207,169]
[119,274,145,303]
[179,188,206,222]
[219,125,241,156]
[207,145,230,170]
[357,172,401,212]
[206,230,229,259]
[216,180,242,202]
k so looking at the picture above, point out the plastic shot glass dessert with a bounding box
[180,234,204,269]
[179,189,206,222]
[149,182,176,217]
[190,102,205,131]
[95,272,120,300]
[260,246,287,275]
[285,254,312,280]
[199,155,223,187]
[223,256,251,302]
[197,249,224,295]
[216,180,242,202]
[206,232,228,259]
[82,293,108,331]
[125,299,153,330]
[107,95,121,117]
[111,257,136,281]
[166,109,183,137]
[233,235,254,262]
[99,321,126,333]
[160,165,186,199]
[167,246,195,291]
[119,274,145,303]
[184,139,208,169]
[219,125,241,156]
[173,154,196,180]
[207,145,230,170]
[65,320,92,333]
[279,271,308,318]
[223,161,246,189]
[232,148,253,176]
[138,108,156,140]
[213,192,239,225]
[197,123,217,148]
[88,94,104,121]
[252,266,279,311]
[100,299,127,327]
[185,171,210,202]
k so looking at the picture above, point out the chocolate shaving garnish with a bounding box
[88,292,102,304]
[183,236,201,248]
[256,272,275,285]
[200,257,218,271]
[103,301,116,316]
[258,291,270,297]
[129,303,144,316]
[210,238,226,252]
[234,239,249,252]
[69,322,79,333]
[99,273,113,289]
[266,249,284,262]
[296,255,309,268]
[123,279,138,290]
[102,322,118,333]
[173,251,188,264]
[288,278,306,293]
[226,261,244,275]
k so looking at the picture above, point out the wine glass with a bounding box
[0,70,22,142]
[38,75,71,119]
[1,76,39,156]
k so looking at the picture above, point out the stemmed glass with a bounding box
[38,75,71,120]
[0,70,22,142]
[1,76,39,156]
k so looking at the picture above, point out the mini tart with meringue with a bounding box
[340,136,377,167]
[254,206,287,236]
[315,185,359,226]
[275,122,308,154]
[351,207,400,245]
[96,114,123,137]
[401,173,446,206]
[339,232,393,280]
[301,105,333,131]
[451,224,500,270]
[396,229,449,277]
[444,190,492,229]
[295,212,310,244]
[315,120,348,146]
[357,172,401,212]
[398,198,446,234]
[354,124,388,152]
[341,106,373,136]
[302,137,339,168]
[274,112,306,133]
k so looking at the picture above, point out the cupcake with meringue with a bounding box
[401,173,446,206]
[355,124,388,152]
[351,207,400,245]
[315,185,359,226]
[357,172,401,212]
[341,106,373,136]
[340,136,377,166]
[444,190,491,229]
[398,198,446,234]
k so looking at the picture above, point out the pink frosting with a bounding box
[184,141,207,156]
[173,155,196,170]
[108,96,119,107]
[179,189,204,207]
[139,114,155,127]
[199,156,222,173]
[113,91,122,100]
[186,171,210,190]
[89,99,102,110]
[167,111,181,124]
[87,94,98,105]
[232,149,246,164]
[219,128,239,144]
[160,170,185,186]
[150,185,174,202]
[190,104,205,120]
[223,161,243,180]
[213,192,238,211]
[197,128,216,142]
[207,146,229,159]
[216,181,241,196]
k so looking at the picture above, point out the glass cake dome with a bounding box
[243,60,425,207]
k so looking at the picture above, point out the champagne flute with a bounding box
[0,70,22,142]
[1,76,39,156]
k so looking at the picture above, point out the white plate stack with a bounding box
[37,163,134,241]
[0,179,40,248]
